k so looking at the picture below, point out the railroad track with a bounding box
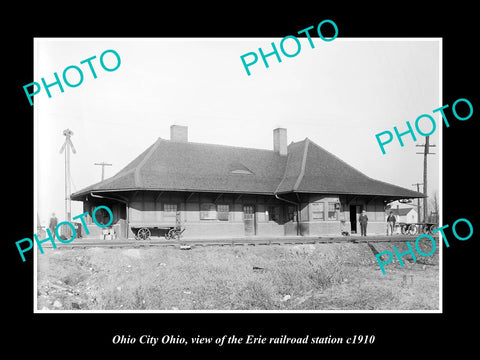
[42,235,435,249]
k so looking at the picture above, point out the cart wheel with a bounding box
[424,224,431,234]
[429,224,437,234]
[401,224,407,235]
[137,227,151,240]
[167,228,177,240]
[165,231,171,240]
[408,224,418,235]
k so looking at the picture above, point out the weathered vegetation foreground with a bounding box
[37,242,439,311]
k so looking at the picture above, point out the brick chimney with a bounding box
[273,128,287,156]
[170,125,188,142]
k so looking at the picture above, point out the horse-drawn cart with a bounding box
[397,222,438,236]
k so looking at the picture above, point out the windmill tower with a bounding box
[59,129,76,223]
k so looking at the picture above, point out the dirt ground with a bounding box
[36,241,440,311]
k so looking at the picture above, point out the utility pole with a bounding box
[94,162,112,181]
[416,135,436,223]
[412,182,423,223]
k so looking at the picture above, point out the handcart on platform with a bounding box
[398,222,438,236]
[131,223,185,241]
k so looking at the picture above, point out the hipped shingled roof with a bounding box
[71,137,424,200]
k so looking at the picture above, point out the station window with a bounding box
[93,206,112,225]
[312,202,324,220]
[217,204,229,221]
[200,203,217,220]
[328,202,338,220]
[286,205,297,221]
[267,206,280,222]
[164,203,177,217]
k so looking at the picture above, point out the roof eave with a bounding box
[71,187,279,201]
[283,190,426,198]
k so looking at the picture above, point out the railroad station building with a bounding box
[71,125,424,239]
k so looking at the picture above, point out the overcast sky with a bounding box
[34,38,441,225]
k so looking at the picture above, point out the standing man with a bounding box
[359,210,368,236]
[49,212,58,239]
[387,211,396,236]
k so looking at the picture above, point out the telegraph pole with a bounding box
[94,162,112,181]
[412,182,423,223]
[416,136,435,223]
